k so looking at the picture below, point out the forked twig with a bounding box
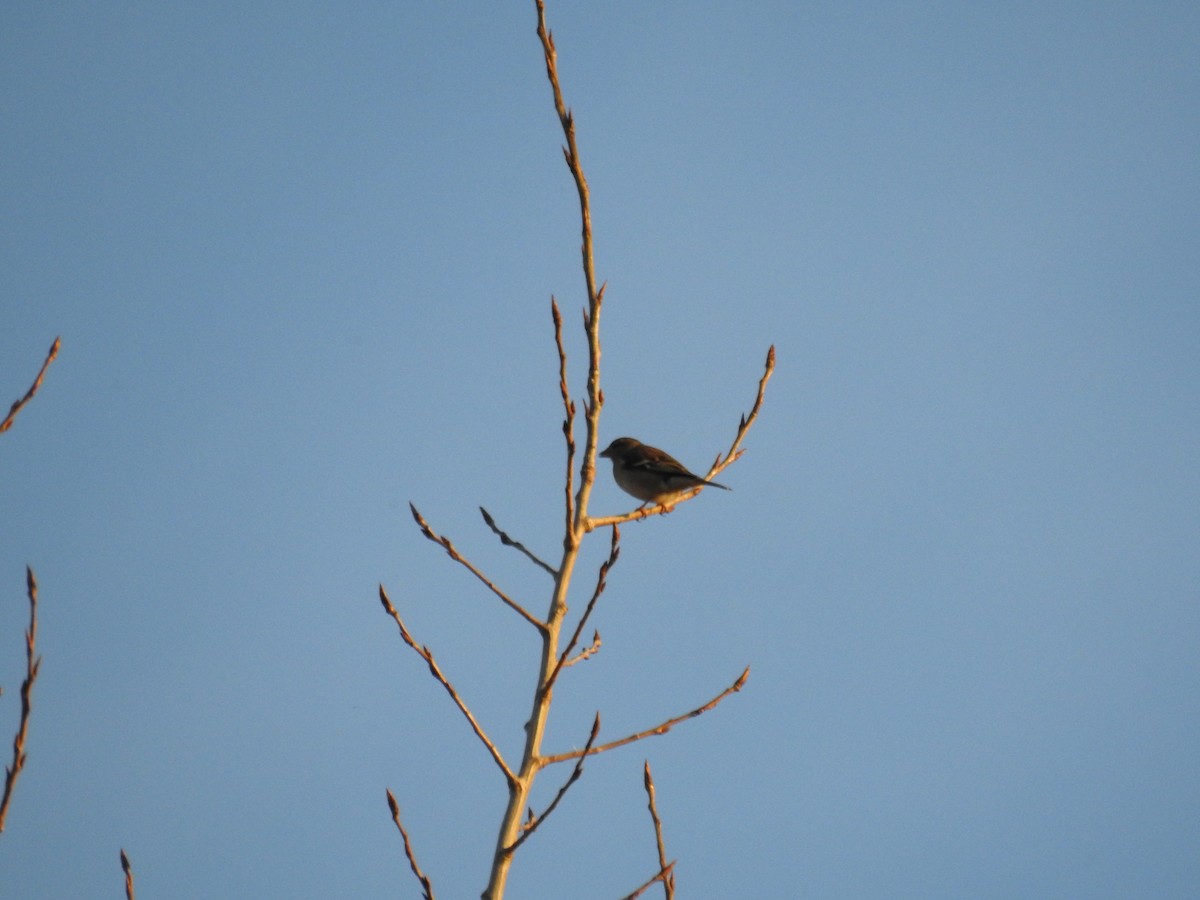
[387,789,436,900]
[621,861,677,900]
[1,337,60,435]
[480,507,557,577]
[0,566,41,833]
[409,504,546,631]
[120,848,135,900]
[505,713,600,854]
[562,630,601,668]
[585,345,775,532]
[541,667,749,765]
[379,585,516,786]
[643,762,675,899]
[545,525,619,694]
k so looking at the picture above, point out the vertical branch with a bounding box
[534,0,605,529]
[120,849,136,900]
[552,299,576,534]
[0,566,41,833]
[482,6,607,898]
[643,762,675,899]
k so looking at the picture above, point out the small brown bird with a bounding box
[599,437,730,505]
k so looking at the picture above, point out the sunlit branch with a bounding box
[1,337,60,435]
[379,585,516,786]
[643,762,675,899]
[551,299,577,532]
[562,630,601,668]
[480,506,557,577]
[505,714,600,854]
[387,789,436,900]
[409,504,546,631]
[545,525,619,694]
[0,566,41,833]
[541,667,749,765]
[120,849,135,900]
[621,861,677,900]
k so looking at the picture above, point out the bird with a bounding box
[599,437,730,506]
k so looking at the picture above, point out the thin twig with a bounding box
[643,762,675,899]
[541,667,749,765]
[505,714,600,855]
[0,566,41,833]
[1,337,60,435]
[409,504,546,632]
[387,789,436,900]
[585,345,775,532]
[562,630,601,668]
[480,506,557,577]
[535,0,605,532]
[545,525,619,695]
[621,861,677,900]
[379,585,517,786]
[552,299,577,532]
[710,344,776,481]
[120,848,135,900]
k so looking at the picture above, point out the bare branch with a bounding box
[710,344,776,481]
[545,525,619,695]
[620,861,677,900]
[541,667,749,765]
[480,506,557,577]
[2,337,60,435]
[379,585,516,787]
[409,503,546,632]
[643,762,675,899]
[0,566,41,833]
[535,0,605,533]
[505,713,600,855]
[585,345,775,532]
[387,789,436,900]
[552,299,577,531]
[120,848,135,900]
[562,630,601,668]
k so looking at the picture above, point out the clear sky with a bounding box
[3,3,1198,898]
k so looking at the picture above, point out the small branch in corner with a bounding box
[387,789,436,900]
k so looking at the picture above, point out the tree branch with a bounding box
[642,762,675,899]
[1,337,60,435]
[120,849,135,900]
[585,345,775,532]
[409,503,546,632]
[545,525,619,695]
[480,507,557,577]
[505,713,600,855]
[562,630,601,668]
[387,789,436,900]
[541,667,749,765]
[379,585,517,787]
[621,861,677,900]
[551,299,577,533]
[0,566,41,833]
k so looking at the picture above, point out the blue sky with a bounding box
[3,2,1198,897]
